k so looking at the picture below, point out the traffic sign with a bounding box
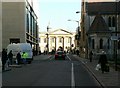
[111,36,118,40]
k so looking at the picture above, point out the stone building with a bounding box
[0,1,2,53]
[39,29,76,53]
[2,0,39,53]
[81,1,120,60]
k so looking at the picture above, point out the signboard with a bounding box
[111,36,118,40]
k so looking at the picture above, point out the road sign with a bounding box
[111,36,118,40]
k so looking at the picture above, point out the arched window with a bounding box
[100,39,103,49]
[108,17,111,27]
[112,16,115,27]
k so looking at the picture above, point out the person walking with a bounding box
[98,51,108,73]
[16,51,21,65]
[8,50,13,65]
[2,49,8,71]
[89,51,93,62]
[76,49,79,56]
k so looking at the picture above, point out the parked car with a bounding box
[55,51,66,60]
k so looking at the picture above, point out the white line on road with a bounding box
[67,55,71,61]
[71,63,75,88]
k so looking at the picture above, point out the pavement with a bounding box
[73,54,120,87]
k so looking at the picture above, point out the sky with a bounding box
[33,0,116,32]
[33,0,81,32]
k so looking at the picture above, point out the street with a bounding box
[2,54,101,87]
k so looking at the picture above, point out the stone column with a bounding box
[54,37,57,51]
[62,37,64,51]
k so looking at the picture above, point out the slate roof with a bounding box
[88,15,111,34]
[87,2,120,15]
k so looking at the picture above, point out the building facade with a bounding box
[39,29,76,53]
[2,0,39,53]
[81,1,120,60]
[0,1,2,54]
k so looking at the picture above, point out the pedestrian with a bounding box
[16,51,21,65]
[89,50,93,62]
[76,50,79,56]
[8,50,13,65]
[98,51,108,73]
[2,49,8,71]
[21,52,28,65]
[39,50,41,55]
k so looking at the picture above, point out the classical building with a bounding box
[39,29,76,53]
[2,0,39,53]
[81,1,120,60]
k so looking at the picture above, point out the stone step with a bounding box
[9,65,22,68]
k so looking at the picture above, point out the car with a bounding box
[55,51,66,60]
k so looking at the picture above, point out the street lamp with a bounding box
[68,19,81,54]
[76,11,80,14]
[46,26,49,54]
[68,19,80,27]
[67,19,80,39]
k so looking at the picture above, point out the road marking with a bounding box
[67,55,71,61]
[71,63,75,88]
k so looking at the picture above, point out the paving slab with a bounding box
[73,55,120,87]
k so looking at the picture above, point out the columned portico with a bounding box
[39,29,75,53]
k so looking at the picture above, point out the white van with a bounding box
[7,43,33,64]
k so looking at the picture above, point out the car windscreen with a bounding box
[57,52,64,55]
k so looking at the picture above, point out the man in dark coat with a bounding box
[89,51,93,62]
[2,49,8,71]
[8,50,13,65]
[16,51,21,65]
[98,51,108,73]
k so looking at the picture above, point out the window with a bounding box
[100,39,103,49]
[92,39,94,49]
[108,17,111,27]
[52,37,55,43]
[108,16,115,27]
[68,37,71,43]
[118,41,120,49]
[59,38,62,43]
[26,13,29,33]
[39,38,41,43]
[112,17,115,27]
[44,38,47,43]
[107,39,110,49]
[10,38,20,44]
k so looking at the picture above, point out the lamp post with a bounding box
[67,19,80,35]
[68,19,80,54]
[46,26,49,54]
[68,19,80,27]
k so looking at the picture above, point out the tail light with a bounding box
[55,54,58,57]
[62,54,65,57]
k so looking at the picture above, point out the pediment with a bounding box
[49,29,72,35]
